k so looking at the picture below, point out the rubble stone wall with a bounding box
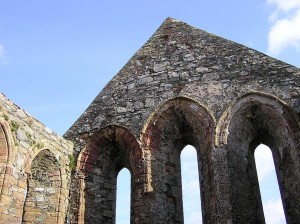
[65,18,300,224]
[0,93,73,224]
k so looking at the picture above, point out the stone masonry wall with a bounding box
[1,17,298,224]
[65,18,300,138]
[65,18,300,223]
[0,93,73,224]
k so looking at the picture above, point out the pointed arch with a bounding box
[0,121,16,222]
[216,92,300,147]
[217,92,300,223]
[76,125,142,224]
[141,97,216,223]
[22,149,62,223]
[0,122,9,195]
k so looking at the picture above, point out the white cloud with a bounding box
[267,0,300,56]
[181,145,202,224]
[116,169,130,224]
[263,198,286,224]
[181,145,198,159]
[268,0,300,12]
[254,144,274,182]
[181,145,200,195]
[255,145,286,223]
[186,211,202,224]
[268,11,300,55]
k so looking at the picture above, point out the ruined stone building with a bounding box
[0,18,300,223]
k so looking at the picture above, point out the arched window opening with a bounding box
[181,145,202,224]
[254,144,286,224]
[116,168,131,224]
[22,149,62,223]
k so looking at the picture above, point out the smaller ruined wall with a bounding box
[0,93,73,224]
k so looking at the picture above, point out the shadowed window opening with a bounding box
[181,145,202,224]
[116,168,131,224]
[254,144,286,224]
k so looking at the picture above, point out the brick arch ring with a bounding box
[76,125,144,223]
[0,121,14,200]
[215,91,300,223]
[140,96,218,222]
[141,96,216,151]
[76,125,143,178]
[215,91,300,147]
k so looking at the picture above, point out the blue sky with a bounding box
[1,1,299,223]
[1,0,299,135]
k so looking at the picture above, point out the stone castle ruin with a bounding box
[0,17,300,223]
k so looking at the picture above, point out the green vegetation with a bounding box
[69,154,76,172]
[36,142,44,149]
[10,120,19,132]
[3,113,9,121]
[25,131,32,139]
[31,140,36,147]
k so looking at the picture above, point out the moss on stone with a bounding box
[3,113,9,121]
[69,154,76,172]
[10,120,19,132]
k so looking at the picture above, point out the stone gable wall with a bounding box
[65,18,300,224]
[65,18,300,141]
